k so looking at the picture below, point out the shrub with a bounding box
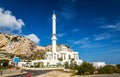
[98,65,118,74]
[116,64,120,69]
[71,70,76,76]
[0,60,9,66]
[64,61,69,69]
[76,62,95,75]
[84,72,90,75]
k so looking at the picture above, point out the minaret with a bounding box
[51,11,57,60]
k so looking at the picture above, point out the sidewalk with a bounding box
[0,71,27,77]
[34,70,71,77]
[22,67,64,70]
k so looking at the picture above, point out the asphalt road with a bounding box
[4,70,120,77]
[5,70,53,77]
[76,74,120,77]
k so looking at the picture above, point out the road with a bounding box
[76,74,120,77]
[5,70,53,77]
[4,70,120,77]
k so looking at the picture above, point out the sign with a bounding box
[13,57,20,63]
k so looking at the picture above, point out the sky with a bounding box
[0,0,120,64]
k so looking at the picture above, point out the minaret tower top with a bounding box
[52,11,56,34]
[52,10,57,54]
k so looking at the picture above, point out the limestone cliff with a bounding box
[0,33,37,55]
[37,44,73,52]
[0,33,73,60]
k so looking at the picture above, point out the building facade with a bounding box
[45,45,83,65]
[41,11,83,66]
[19,12,83,67]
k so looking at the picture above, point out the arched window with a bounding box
[68,55,71,60]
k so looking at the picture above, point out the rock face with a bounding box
[0,33,73,59]
[38,44,73,52]
[0,33,37,55]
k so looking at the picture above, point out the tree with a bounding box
[98,65,118,74]
[0,60,9,66]
[64,61,69,69]
[116,64,120,73]
[116,64,120,69]
[57,57,63,66]
[69,58,75,69]
[31,50,46,60]
[58,57,63,62]
[76,62,95,75]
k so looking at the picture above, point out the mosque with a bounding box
[31,12,83,66]
[18,12,105,68]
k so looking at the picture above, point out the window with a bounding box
[68,55,71,60]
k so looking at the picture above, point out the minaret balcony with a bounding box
[52,34,56,36]
[51,36,57,40]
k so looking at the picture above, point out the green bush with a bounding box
[64,61,69,69]
[84,72,90,75]
[71,70,76,76]
[76,62,95,75]
[34,62,45,68]
[98,65,118,74]
[116,64,120,69]
[0,60,9,66]
[34,63,40,68]
[71,62,120,75]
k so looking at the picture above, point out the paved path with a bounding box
[74,74,120,77]
[2,69,120,77]
[35,70,71,77]
[4,70,52,77]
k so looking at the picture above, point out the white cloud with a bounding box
[58,0,77,21]
[113,40,120,43]
[94,18,105,25]
[60,7,76,20]
[73,37,90,45]
[71,37,107,48]
[109,48,120,52]
[0,8,24,33]
[72,28,79,32]
[57,33,66,37]
[101,23,120,31]
[73,40,81,45]
[80,44,95,48]
[71,36,108,48]
[94,33,111,41]
[80,44,106,48]
[25,34,40,44]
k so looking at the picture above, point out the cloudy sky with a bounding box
[0,0,120,64]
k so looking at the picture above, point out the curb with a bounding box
[1,72,27,77]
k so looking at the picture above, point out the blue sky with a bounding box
[0,0,120,64]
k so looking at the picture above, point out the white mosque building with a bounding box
[18,12,106,68]
[31,12,83,66]
[18,12,83,67]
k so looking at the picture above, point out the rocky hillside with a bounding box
[0,33,37,55]
[37,44,73,52]
[0,33,73,60]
